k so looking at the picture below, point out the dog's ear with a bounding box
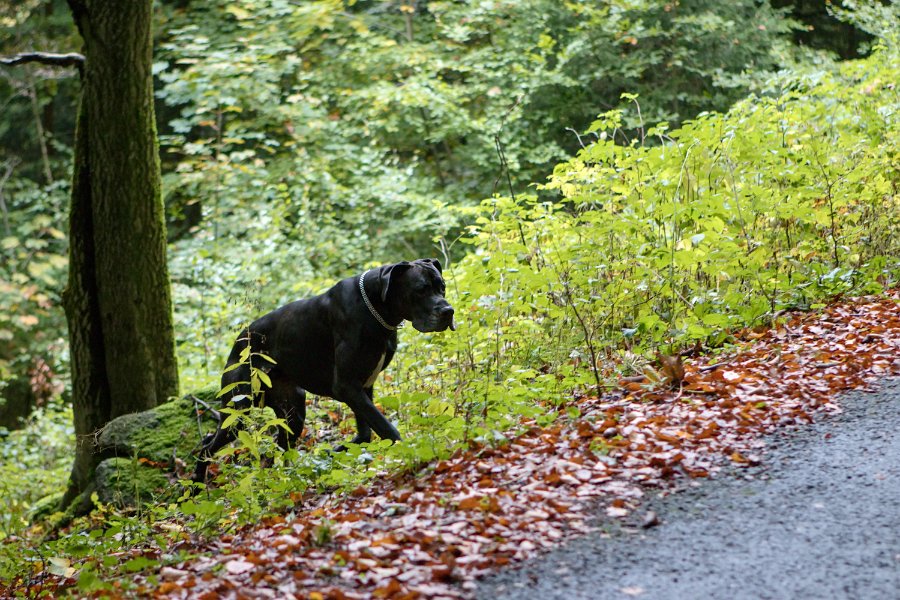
[422,258,442,273]
[378,261,411,302]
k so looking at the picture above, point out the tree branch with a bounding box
[0,52,85,77]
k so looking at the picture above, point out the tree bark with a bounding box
[61,0,179,510]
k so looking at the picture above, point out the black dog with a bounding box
[193,259,454,483]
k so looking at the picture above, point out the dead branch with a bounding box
[0,52,85,76]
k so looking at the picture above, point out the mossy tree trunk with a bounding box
[61,0,179,510]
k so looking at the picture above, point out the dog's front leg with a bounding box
[349,388,375,444]
[333,379,401,443]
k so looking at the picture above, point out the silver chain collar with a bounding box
[359,270,401,331]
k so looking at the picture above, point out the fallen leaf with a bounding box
[225,559,255,575]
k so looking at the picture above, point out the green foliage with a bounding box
[830,0,900,42]
[400,43,900,407]
[771,0,876,60]
[0,177,70,423]
[155,0,796,205]
[0,404,72,540]
[0,1,77,421]
[0,0,80,182]
[152,0,803,384]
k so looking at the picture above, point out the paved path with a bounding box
[477,378,900,600]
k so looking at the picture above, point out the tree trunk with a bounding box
[61,0,178,511]
[0,374,34,429]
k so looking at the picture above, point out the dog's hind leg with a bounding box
[270,385,307,451]
[193,340,253,483]
[193,423,238,483]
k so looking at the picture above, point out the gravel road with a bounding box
[476,378,900,600]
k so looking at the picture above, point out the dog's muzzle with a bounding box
[413,305,456,332]
[439,305,456,331]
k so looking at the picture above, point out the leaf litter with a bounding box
[38,293,900,598]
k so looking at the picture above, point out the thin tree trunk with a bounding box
[26,74,54,185]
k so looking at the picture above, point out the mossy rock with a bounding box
[89,387,218,509]
[93,457,172,508]
[96,388,216,464]
[28,491,66,522]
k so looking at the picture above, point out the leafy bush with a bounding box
[385,40,900,416]
[176,27,900,518]
[0,177,70,426]
[0,2,77,420]
[154,0,804,385]
[0,403,73,540]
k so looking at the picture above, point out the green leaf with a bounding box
[47,557,73,577]
[255,370,272,388]
[217,381,242,396]
[254,352,277,364]
[123,556,158,573]
[221,409,243,430]
[77,565,105,593]
[237,430,260,460]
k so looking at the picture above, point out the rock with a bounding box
[94,457,171,508]
[641,510,660,529]
[28,491,66,521]
[88,387,217,509]
[97,388,217,464]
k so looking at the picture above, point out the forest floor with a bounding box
[18,291,897,599]
[130,290,898,600]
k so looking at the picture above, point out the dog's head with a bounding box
[378,258,455,333]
